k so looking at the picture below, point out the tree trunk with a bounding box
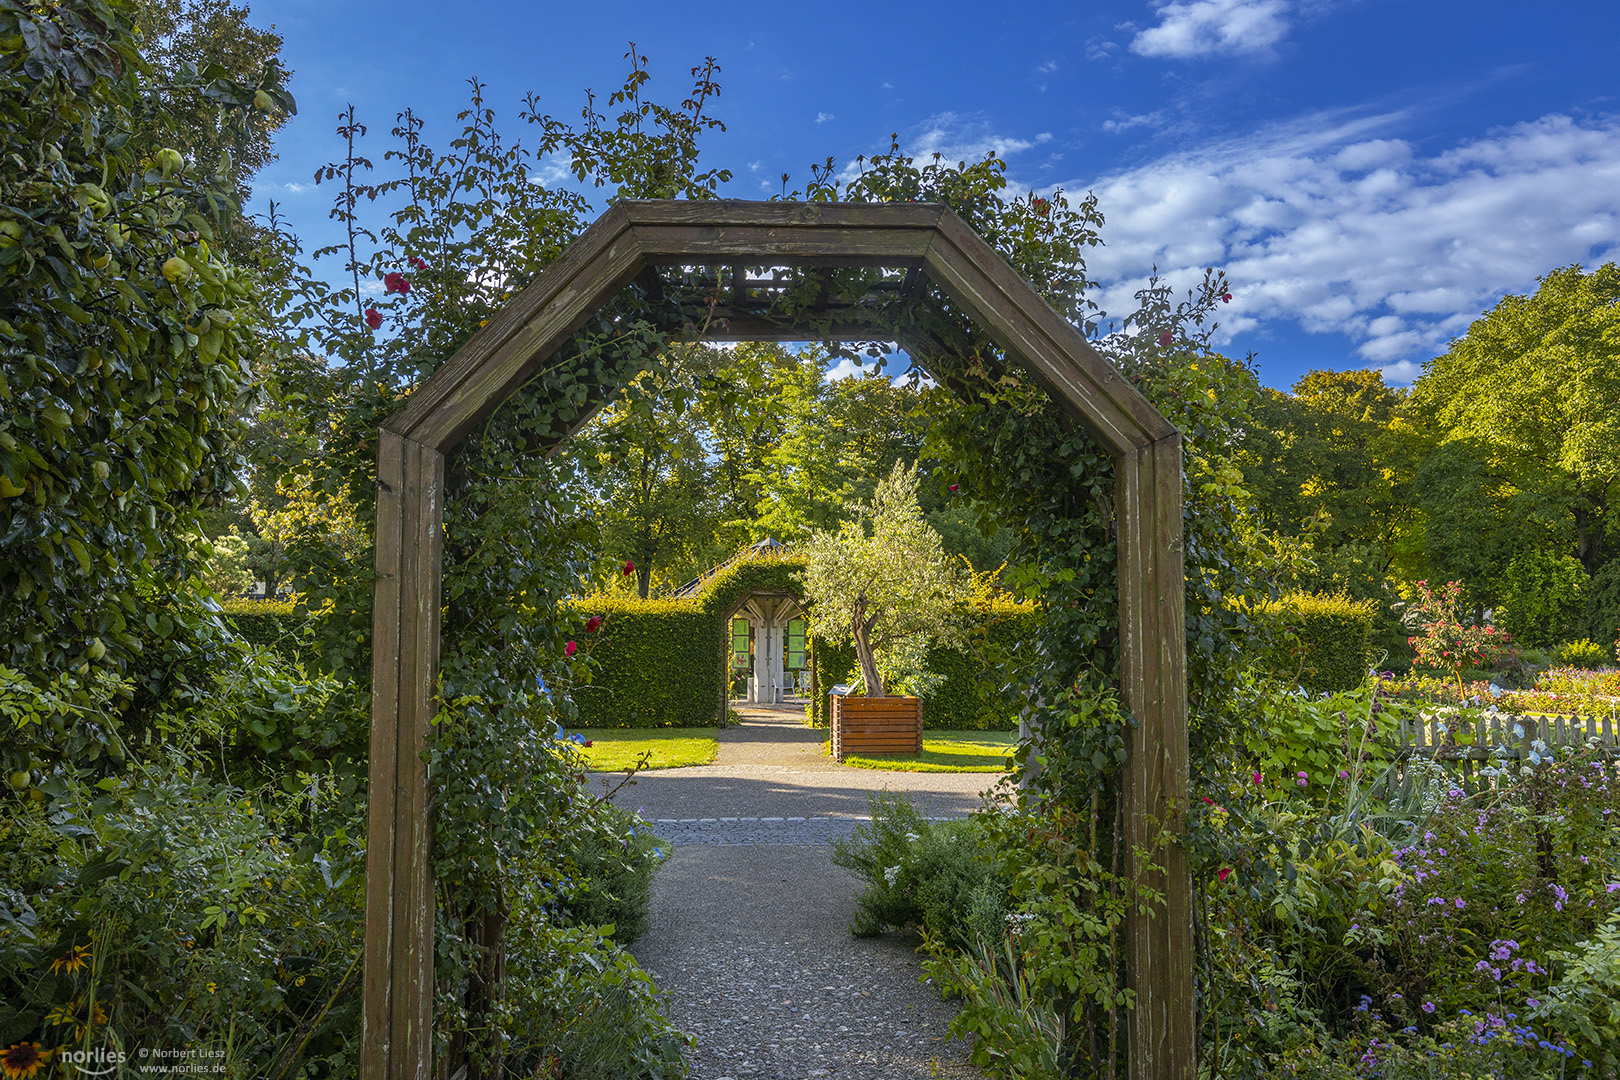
[850,590,884,696]
[637,564,651,599]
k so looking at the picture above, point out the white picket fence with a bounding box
[1389,709,1620,764]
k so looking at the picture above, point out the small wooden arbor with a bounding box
[364,201,1192,1080]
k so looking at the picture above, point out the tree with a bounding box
[1410,264,1620,578]
[0,0,275,678]
[582,362,718,598]
[798,460,966,696]
[128,0,292,210]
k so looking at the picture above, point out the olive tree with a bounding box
[798,459,966,696]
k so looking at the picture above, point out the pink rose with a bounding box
[384,271,411,294]
[409,256,427,270]
[1158,330,1173,347]
[565,640,577,657]
[365,307,382,329]
[623,559,635,576]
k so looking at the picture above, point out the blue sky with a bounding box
[245,0,1620,391]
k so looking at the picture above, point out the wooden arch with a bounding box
[364,201,1192,1080]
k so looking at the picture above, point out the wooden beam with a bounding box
[363,431,443,1080]
[386,202,642,452]
[922,210,1175,454]
[1116,434,1194,1080]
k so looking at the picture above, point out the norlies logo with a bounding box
[60,1048,125,1076]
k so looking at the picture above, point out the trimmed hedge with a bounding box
[219,598,313,665]
[572,553,1042,730]
[569,597,724,728]
[1264,592,1376,693]
[570,552,809,729]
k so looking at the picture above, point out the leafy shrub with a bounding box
[0,763,365,1072]
[1498,551,1588,649]
[1532,913,1620,1075]
[1238,674,1404,801]
[502,920,691,1080]
[549,797,666,945]
[1265,592,1376,693]
[1574,558,1620,652]
[1556,639,1610,669]
[831,791,1006,953]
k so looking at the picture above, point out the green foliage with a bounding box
[0,761,365,1072]
[922,598,1042,730]
[0,0,282,680]
[1410,263,1620,580]
[1533,913,1620,1075]
[1264,592,1376,693]
[217,595,311,664]
[1238,675,1402,801]
[1555,639,1610,669]
[548,798,665,945]
[500,921,691,1080]
[798,460,968,696]
[1498,549,1589,648]
[830,792,1006,953]
[567,597,720,729]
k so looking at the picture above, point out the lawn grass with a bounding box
[829,729,1018,773]
[575,728,719,771]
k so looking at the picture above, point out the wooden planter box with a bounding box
[830,694,921,762]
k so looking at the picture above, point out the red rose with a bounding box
[1033,196,1049,216]
[384,271,411,294]
[1218,867,1231,882]
[949,483,960,493]
[364,307,382,329]
[1158,330,1173,347]
[565,640,577,657]
[409,256,427,270]
[1221,292,1232,303]
[586,615,602,633]
[582,740,593,748]
[622,559,635,576]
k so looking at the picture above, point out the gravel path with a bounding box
[594,706,1003,1080]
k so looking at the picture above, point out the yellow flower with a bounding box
[0,1042,51,1080]
[206,982,217,994]
[46,997,108,1040]
[49,944,91,976]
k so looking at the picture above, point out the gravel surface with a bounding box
[607,706,998,1080]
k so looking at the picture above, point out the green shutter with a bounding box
[787,618,806,669]
[731,618,750,662]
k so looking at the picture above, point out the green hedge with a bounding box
[569,597,723,728]
[570,553,810,729]
[574,555,1042,731]
[219,598,313,666]
[1265,592,1375,693]
[809,599,1040,731]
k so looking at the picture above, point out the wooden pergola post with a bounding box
[362,201,1193,1080]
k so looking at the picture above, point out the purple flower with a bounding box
[1422,1001,1436,1014]
[1455,898,1466,909]
[1337,769,1350,780]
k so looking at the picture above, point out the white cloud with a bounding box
[907,111,1041,163]
[1086,37,1121,62]
[1131,0,1294,59]
[1102,112,1163,134]
[815,112,835,124]
[1056,111,1620,378]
